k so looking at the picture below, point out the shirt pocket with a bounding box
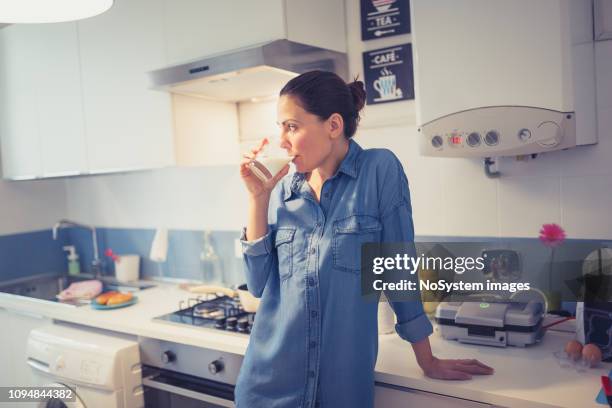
[274,227,296,281]
[332,215,382,274]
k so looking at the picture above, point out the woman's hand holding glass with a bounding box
[240,138,290,199]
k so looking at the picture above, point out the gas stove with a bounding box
[154,294,255,335]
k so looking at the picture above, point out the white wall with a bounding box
[65,166,249,231]
[0,175,68,236]
[63,3,612,240]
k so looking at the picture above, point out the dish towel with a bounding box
[150,227,168,262]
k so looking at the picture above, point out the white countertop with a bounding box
[0,284,608,408]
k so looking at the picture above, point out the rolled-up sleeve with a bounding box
[240,227,276,298]
[379,155,433,343]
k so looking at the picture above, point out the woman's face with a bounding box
[276,95,333,173]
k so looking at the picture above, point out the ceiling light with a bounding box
[0,0,114,24]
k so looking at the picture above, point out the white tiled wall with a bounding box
[60,11,612,240]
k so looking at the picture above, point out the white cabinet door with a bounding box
[374,383,493,408]
[0,23,87,179]
[36,23,87,177]
[0,25,41,180]
[78,0,174,173]
[6,309,50,387]
[0,307,14,386]
[162,0,286,66]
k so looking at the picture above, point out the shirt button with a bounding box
[308,278,315,286]
[311,310,318,318]
[309,370,315,378]
[310,341,317,348]
[310,247,316,254]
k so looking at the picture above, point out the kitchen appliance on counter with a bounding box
[27,322,144,408]
[154,293,255,335]
[140,336,242,408]
[435,301,544,347]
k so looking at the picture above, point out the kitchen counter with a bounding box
[0,284,607,408]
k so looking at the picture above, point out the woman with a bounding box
[236,70,493,408]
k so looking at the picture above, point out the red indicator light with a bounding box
[450,136,462,145]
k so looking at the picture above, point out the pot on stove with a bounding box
[186,283,260,313]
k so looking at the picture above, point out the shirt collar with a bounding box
[283,140,362,202]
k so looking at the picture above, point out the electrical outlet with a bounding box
[234,239,243,258]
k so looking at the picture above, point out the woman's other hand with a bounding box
[421,357,494,380]
[240,138,290,199]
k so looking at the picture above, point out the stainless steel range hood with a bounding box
[149,39,348,102]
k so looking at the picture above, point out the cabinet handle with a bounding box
[9,309,46,320]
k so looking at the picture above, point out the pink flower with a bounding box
[539,223,566,247]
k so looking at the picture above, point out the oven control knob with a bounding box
[208,359,224,375]
[161,350,176,364]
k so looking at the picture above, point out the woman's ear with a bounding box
[328,113,344,140]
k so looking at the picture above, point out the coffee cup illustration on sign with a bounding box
[373,67,403,102]
[372,0,396,12]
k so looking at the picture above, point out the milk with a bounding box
[248,156,294,181]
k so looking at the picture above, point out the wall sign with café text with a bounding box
[362,44,414,105]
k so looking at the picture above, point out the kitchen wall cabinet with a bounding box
[0,23,87,179]
[374,383,495,408]
[0,0,346,177]
[0,0,174,179]
[162,0,285,67]
[162,0,345,67]
[4,309,50,387]
[77,0,174,173]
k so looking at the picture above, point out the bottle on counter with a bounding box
[63,245,81,276]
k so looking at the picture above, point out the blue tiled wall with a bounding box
[62,228,245,286]
[2,227,611,309]
[0,230,69,281]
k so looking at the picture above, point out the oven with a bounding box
[140,337,243,408]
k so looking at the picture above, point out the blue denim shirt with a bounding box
[235,140,433,408]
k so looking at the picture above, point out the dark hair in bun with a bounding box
[280,70,367,138]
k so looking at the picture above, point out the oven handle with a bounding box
[142,374,235,407]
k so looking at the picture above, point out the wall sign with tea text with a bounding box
[361,0,410,41]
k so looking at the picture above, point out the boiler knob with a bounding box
[161,350,176,364]
[208,359,224,375]
[536,121,563,148]
[431,135,444,148]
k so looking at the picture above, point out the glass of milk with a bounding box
[247,138,294,182]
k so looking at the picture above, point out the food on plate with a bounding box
[106,292,133,306]
[564,340,583,361]
[95,291,119,305]
[582,343,602,367]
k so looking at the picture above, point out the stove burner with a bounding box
[156,294,255,335]
[194,306,225,318]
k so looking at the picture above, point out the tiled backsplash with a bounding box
[62,227,245,286]
[4,227,610,299]
[0,230,68,281]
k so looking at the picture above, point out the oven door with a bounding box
[142,366,235,408]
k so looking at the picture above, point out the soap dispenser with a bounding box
[63,245,80,276]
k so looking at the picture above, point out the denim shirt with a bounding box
[235,140,433,408]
